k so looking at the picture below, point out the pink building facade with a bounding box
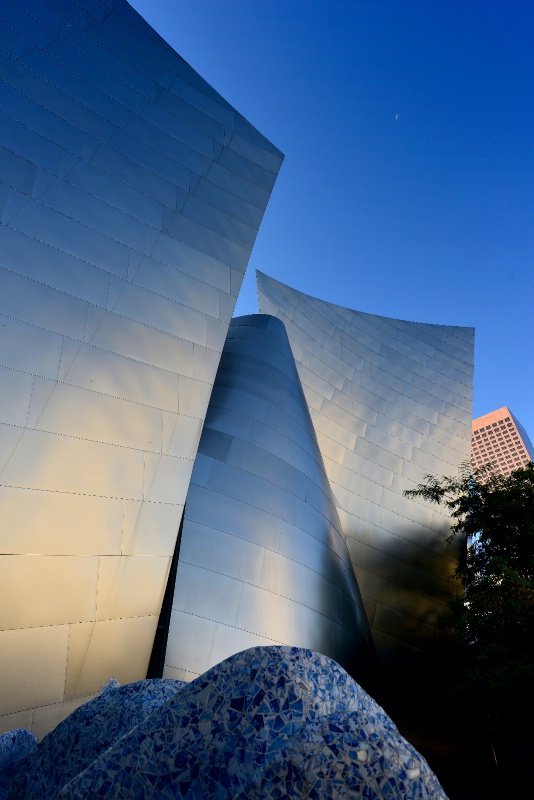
[471,406,534,475]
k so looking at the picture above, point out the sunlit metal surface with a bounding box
[257,271,474,746]
[0,0,282,734]
[164,315,379,697]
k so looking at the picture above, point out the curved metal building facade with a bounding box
[163,315,379,695]
[257,271,474,748]
[0,0,476,760]
[0,0,282,735]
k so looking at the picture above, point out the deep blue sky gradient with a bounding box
[130,0,534,445]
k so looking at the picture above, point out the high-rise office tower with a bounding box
[471,406,534,474]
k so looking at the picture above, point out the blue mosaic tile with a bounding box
[53,647,447,798]
[0,729,38,794]
[5,679,185,800]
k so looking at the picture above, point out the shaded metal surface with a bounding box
[257,271,474,746]
[0,0,282,734]
[164,315,380,698]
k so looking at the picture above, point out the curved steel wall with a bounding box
[257,272,474,745]
[163,315,379,695]
[0,0,282,736]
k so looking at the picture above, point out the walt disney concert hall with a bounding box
[0,0,473,760]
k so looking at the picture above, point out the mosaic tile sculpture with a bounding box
[4,678,185,800]
[0,728,38,795]
[47,646,446,799]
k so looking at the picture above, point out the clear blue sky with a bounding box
[130,0,534,445]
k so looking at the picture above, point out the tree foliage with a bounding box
[404,461,534,738]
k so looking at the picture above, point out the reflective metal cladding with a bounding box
[0,0,282,734]
[257,271,474,745]
[0,0,475,756]
[163,315,379,696]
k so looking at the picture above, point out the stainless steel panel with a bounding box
[208,386,269,425]
[0,109,62,174]
[89,312,194,375]
[106,126,196,186]
[2,427,145,498]
[104,8,178,75]
[0,626,69,716]
[224,336,295,377]
[148,234,231,292]
[232,583,303,646]
[215,365,283,406]
[132,258,219,318]
[143,453,194,505]
[67,30,154,98]
[165,610,217,676]
[185,484,281,551]
[289,602,337,656]
[192,457,297,525]
[155,88,226,143]
[233,113,284,158]
[0,267,88,340]
[340,450,393,489]
[197,427,233,464]
[0,485,122,556]
[63,616,158,700]
[208,624,278,670]
[182,195,257,249]
[165,212,250,271]
[0,0,282,729]
[179,520,264,586]
[0,81,89,157]
[58,343,181,411]
[0,367,33,427]
[294,496,353,559]
[0,145,37,194]
[229,131,283,174]
[0,555,99,630]
[112,282,208,347]
[165,316,376,692]
[20,48,133,130]
[47,39,141,110]
[260,549,343,624]
[90,142,186,203]
[217,147,277,192]
[178,375,216,420]
[313,413,358,451]
[122,500,183,558]
[34,382,163,452]
[341,380,388,415]
[279,521,348,589]
[257,271,474,734]
[172,562,243,626]
[373,604,435,651]
[319,397,368,436]
[0,226,110,307]
[35,175,147,251]
[9,196,130,278]
[123,116,204,174]
[205,316,230,351]
[191,343,223,383]
[205,161,270,210]
[227,437,307,499]
[169,65,234,121]
[194,178,264,229]
[218,289,236,323]
[141,102,216,158]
